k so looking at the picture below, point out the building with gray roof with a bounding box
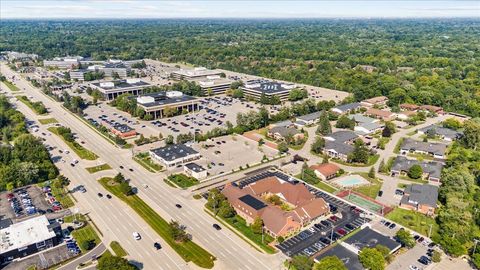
[417,125,463,142]
[150,144,201,169]
[296,111,321,126]
[400,184,439,216]
[323,130,358,143]
[323,140,355,161]
[354,122,384,135]
[268,126,303,141]
[241,79,297,101]
[90,79,151,101]
[391,156,443,182]
[400,138,448,159]
[331,102,361,114]
[345,227,401,254]
[348,114,377,124]
[135,91,199,119]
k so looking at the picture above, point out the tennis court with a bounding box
[344,193,384,214]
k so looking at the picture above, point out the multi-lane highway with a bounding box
[1,64,284,270]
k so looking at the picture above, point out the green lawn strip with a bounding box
[353,172,383,199]
[394,137,405,154]
[205,206,276,254]
[2,80,20,91]
[133,153,163,172]
[64,214,87,223]
[86,163,112,174]
[17,95,48,115]
[48,127,98,160]
[168,174,199,189]
[38,180,74,208]
[71,223,101,252]
[38,118,58,125]
[331,154,380,167]
[98,177,215,268]
[314,181,338,194]
[399,175,429,184]
[110,241,128,257]
[407,152,435,161]
[386,207,439,239]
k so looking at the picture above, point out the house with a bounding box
[331,102,361,114]
[354,122,384,135]
[323,141,354,161]
[419,105,444,115]
[323,130,358,143]
[347,114,377,125]
[390,156,444,182]
[267,126,304,141]
[184,162,207,180]
[310,163,340,180]
[400,103,419,111]
[150,144,201,169]
[396,110,416,120]
[110,123,136,138]
[360,96,389,107]
[400,138,448,159]
[0,216,62,264]
[269,120,293,128]
[365,108,396,121]
[296,111,321,126]
[400,184,439,216]
[417,125,463,142]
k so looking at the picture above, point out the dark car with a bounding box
[106,194,112,199]
[97,193,103,198]
[314,223,323,229]
[413,235,420,241]
[337,228,347,235]
[329,205,338,213]
[320,220,331,227]
[129,168,134,172]
[388,223,396,229]
[378,190,383,197]
[175,204,182,209]
[213,224,221,230]
[119,165,124,169]
[418,237,425,243]
[384,221,391,227]
[418,256,431,265]
[154,242,162,250]
[345,224,355,230]
[319,237,331,245]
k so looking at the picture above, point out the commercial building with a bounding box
[390,156,443,182]
[69,69,89,81]
[90,79,151,101]
[0,216,61,264]
[400,184,439,216]
[43,56,83,69]
[136,91,199,119]
[344,227,401,254]
[400,138,448,159]
[241,79,297,101]
[101,62,130,78]
[150,144,201,169]
[193,76,232,95]
[171,67,223,80]
[110,123,137,138]
[184,162,207,180]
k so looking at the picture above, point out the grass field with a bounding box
[386,207,439,239]
[98,177,215,268]
[2,80,20,91]
[71,223,101,252]
[314,181,338,194]
[86,164,112,174]
[110,241,128,257]
[353,173,382,199]
[168,174,199,189]
[332,154,380,167]
[38,118,58,125]
[48,127,98,160]
[133,153,163,172]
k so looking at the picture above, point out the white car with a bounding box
[65,150,70,154]
[409,265,420,270]
[133,232,141,240]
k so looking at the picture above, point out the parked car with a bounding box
[97,193,103,198]
[213,224,221,230]
[175,204,182,209]
[418,255,431,265]
[154,242,162,250]
[133,232,141,240]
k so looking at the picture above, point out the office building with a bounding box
[184,162,208,180]
[101,62,130,78]
[171,67,223,80]
[150,144,201,169]
[241,79,296,101]
[193,76,232,95]
[136,91,199,119]
[90,79,151,101]
[44,56,83,69]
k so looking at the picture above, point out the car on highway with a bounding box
[129,168,134,172]
[213,224,221,230]
[133,232,141,240]
[175,204,182,209]
[97,193,103,198]
[154,242,162,250]
[106,194,112,199]
[119,165,124,169]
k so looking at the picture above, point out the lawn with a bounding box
[353,173,382,199]
[38,179,74,208]
[394,137,405,154]
[17,95,48,115]
[332,154,380,167]
[314,181,338,194]
[399,175,429,184]
[386,207,439,239]
[64,214,87,223]
[133,152,163,172]
[48,127,98,160]
[38,118,58,125]
[71,223,101,252]
[167,174,199,189]
[98,177,215,268]
[86,164,112,174]
[2,80,20,91]
[110,241,128,257]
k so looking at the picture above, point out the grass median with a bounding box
[38,118,58,125]
[48,127,98,160]
[2,80,20,91]
[110,241,128,257]
[98,177,215,269]
[86,163,112,174]
[17,95,48,115]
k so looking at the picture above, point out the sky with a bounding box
[1,0,479,19]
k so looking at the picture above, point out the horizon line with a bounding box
[2,16,480,20]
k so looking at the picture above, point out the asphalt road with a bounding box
[1,64,284,270]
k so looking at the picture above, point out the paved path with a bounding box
[57,243,106,270]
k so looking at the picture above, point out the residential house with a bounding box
[399,184,438,216]
[269,120,293,129]
[396,110,416,121]
[390,156,443,182]
[267,126,304,142]
[400,103,419,111]
[322,130,358,161]
[331,102,361,115]
[296,111,321,126]
[365,108,396,121]
[347,114,377,125]
[354,122,384,135]
[419,105,444,115]
[360,96,389,107]
[323,130,358,143]
[310,163,341,181]
[417,125,463,142]
[400,138,448,159]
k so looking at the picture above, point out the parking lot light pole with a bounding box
[330,227,334,243]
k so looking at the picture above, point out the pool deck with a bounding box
[332,174,369,188]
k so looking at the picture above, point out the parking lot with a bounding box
[3,244,77,270]
[0,185,52,222]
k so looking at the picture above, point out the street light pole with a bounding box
[428,224,433,238]
[474,239,479,254]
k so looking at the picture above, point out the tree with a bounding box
[114,173,125,183]
[165,135,174,145]
[335,115,355,130]
[408,164,423,179]
[462,119,480,150]
[251,217,263,234]
[217,200,236,218]
[382,125,392,138]
[278,142,289,153]
[374,245,393,263]
[368,166,376,178]
[472,253,480,269]
[206,88,213,96]
[317,110,331,135]
[358,247,385,270]
[442,118,462,130]
[119,181,133,196]
[169,220,189,242]
[80,239,95,251]
[311,136,325,154]
[289,255,314,270]
[163,106,177,117]
[395,228,415,248]
[313,256,346,270]
[378,159,386,173]
[348,139,369,164]
[97,255,136,270]
[431,250,441,263]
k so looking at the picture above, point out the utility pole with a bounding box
[474,239,479,255]
[262,226,264,244]
[330,227,334,243]
[428,224,433,238]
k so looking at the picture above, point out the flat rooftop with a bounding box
[136,92,198,108]
[0,216,56,254]
[242,79,296,94]
[193,77,232,87]
[184,162,206,172]
[91,79,150,90]
[150,144,199,162]
[173,67,222,77]
[315,245,363,270]
[344,227,401,253]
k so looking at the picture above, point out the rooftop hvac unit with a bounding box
[136,96,155,104]
[206,75,220,80]
[99,82,114,88]
[166,91,183,98]
[194,67,207,71]
[126,78,140,84]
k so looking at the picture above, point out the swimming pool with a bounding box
[334,175,369,187]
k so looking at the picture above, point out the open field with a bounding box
[386,207,439,239]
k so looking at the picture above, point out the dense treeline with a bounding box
[0,95,58,190]
[1,19,479,116]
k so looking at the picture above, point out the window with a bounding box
[36,241,46,249]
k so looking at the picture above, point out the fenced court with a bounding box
[337,190,392,216]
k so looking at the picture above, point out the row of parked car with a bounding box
[7,189,37,217]
[64,236,81,255]
[43,185,63,212]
